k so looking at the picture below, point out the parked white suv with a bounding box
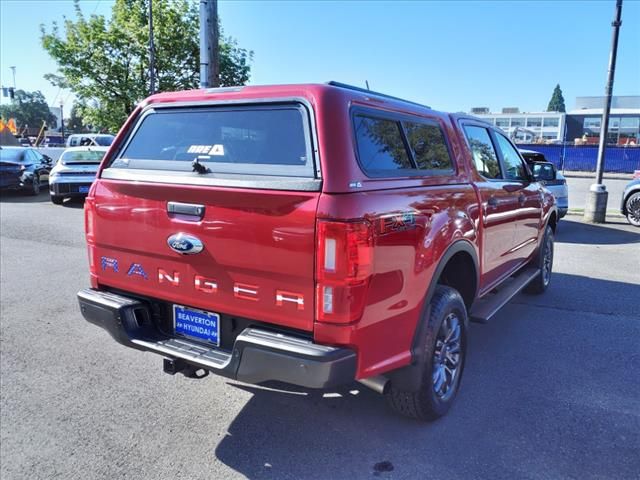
[520,149,568,218]
[49,147,108,205]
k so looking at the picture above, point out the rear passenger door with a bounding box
[461,124,521,290]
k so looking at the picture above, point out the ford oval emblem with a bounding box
[167,233,204,255]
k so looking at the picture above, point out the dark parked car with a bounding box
[621,178,640,227]
[0,147,53,195]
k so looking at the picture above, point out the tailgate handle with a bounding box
[167,202,205,219]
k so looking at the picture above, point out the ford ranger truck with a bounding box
[78,82,557,421]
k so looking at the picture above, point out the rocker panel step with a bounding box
[470,267,540,323]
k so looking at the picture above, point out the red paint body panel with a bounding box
[314,185,480,377]
[86,83,556,381]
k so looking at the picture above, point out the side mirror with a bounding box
[532,162,556,182]
[413,139,427,156]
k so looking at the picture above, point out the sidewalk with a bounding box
[561,171,633,180]
[566,208,625,219]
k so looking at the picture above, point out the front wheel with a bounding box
[28,175,40,196]
[50,195,64,205]
[524,224,554,294]
[385,285,468,421]
[625,192,640,227]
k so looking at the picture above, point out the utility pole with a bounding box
[199,0,219,88]
[60,102,65,143]
[584,0,623,223]
[8,66,16,102]
[149,0,156,94]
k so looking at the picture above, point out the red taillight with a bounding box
[85,198,96,274]
[316,220,374,324]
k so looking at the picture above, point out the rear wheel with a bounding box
[385,285,467,421]
[625,192,640,227]
[524,225,554,294]
[50,195,64,205]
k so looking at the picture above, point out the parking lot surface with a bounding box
[1,192,639,480]
[565,175,630,211]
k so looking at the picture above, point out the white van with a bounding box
[65,134,115,148]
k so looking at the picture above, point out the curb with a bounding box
[565,209,625,219]
[562,171,633,180]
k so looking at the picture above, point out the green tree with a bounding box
[41,0,252,133]
[547,84,566,112]
[66,103,87,133]
[0,90,57,130]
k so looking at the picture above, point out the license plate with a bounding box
[78,186,90,193]
[173,305,220,346]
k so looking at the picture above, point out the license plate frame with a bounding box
[173,304,220,346]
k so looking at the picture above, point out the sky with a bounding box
[1,0,639,115]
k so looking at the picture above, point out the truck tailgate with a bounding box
[90,180,319,332]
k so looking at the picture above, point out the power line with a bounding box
[90,0,103,17]
[49,87,62,108]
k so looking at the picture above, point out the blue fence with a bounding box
[517,144,640,173]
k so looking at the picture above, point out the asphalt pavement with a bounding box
[1,192,639,480]
[564,175,631,212]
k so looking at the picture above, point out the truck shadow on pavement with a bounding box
[214,271,639,480]
[555,217,639,245]
[60,197,85,209]
[0,190,85,208]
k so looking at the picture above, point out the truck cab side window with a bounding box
[402,121,453,172]
[494,133,528,181]
[354,115,413,175]
[463,126,501,179]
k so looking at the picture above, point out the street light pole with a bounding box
[60,102,65,144]
[149,0,156,95]
[584,0,623,223]
[9,66,16,89]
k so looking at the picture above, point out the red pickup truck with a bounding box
[78,82,557,420]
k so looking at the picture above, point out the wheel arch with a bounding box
[387,239,479,391]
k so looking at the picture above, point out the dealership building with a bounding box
[471,95,640,145]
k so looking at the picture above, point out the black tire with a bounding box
[28,175,40,196]
[385,285,468,421]
[524,224,554,294]
[51,195,64,205]
[624,192,640,227]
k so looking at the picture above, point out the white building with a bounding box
[469,96,640,145]
[470,107,565,143]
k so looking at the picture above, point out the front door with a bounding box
[491,132,542,263]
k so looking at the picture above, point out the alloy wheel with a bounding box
[542,235,553,286]
[432,312,463,400]
[627,194,640,226]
